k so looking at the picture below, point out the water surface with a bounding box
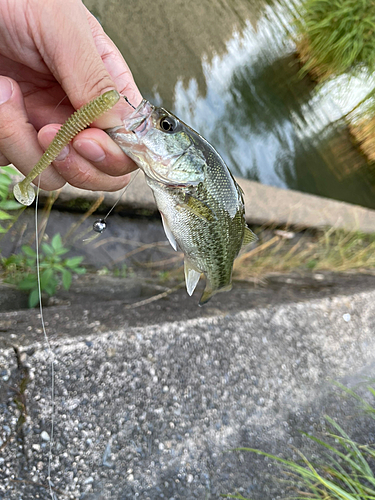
[84,0,375,209]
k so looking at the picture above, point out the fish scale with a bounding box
[107,98,257,305]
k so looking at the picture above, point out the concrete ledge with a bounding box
[239,178,375,232]
[39,173,375,233]
[1,287,375,499]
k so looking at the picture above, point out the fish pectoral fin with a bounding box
[184,260,201,296]
[160,212,178,251]
[242,226,258,247]
[178,196,216,222]
[199,280,232,306]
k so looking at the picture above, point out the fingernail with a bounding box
[73,139,106,162]
[55,145,70,161]
[0,77,13,105]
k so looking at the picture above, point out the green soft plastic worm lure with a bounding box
[13,89,120,206]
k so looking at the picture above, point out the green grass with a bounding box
[0,167,86,307]
[234,228,375,280]
[294,0,375,80]
[227,384,375,500]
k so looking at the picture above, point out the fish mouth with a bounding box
[123,98,155,134]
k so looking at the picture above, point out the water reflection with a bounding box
[84,0,375,209]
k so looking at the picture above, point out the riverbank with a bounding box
[2,180,375,499]
[2,271,375,499]
[40,171,375,233]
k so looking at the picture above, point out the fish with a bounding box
[106,99,257,305]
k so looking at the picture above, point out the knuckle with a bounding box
[80,66,114,104]
[0,123,18,144]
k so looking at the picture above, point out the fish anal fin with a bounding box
[242,226,258,247]
[160,212,177,251]
[184,259,201,296]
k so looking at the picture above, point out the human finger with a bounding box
[0,151,10,167]
[72,128,138,176]
[85,9,142,108]
[31,0,139,128]
[38,125,132,191]
[0,76,65,190]
[39,123,137,177]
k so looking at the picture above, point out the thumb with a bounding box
[31,0,141,128]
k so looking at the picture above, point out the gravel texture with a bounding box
[1,288,375,499]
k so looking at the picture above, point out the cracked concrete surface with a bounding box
[1,284,375,499]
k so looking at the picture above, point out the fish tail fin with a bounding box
[199,280,232,307]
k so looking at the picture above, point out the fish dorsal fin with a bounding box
[160,212,177,251]
[179,195,216,222]
[184,259,201,296]
[242,226,258,247]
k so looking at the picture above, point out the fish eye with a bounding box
[159,116,177,133]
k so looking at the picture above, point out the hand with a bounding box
[0,0,142,192]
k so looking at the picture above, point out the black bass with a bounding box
[107,99,257,305]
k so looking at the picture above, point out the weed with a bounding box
[158,270,172,282]
[234,228,375,280]
[294,0,375,81]
[13,376,29,432]
[97,264,130,278]
[0,166,23,235]
[112,264,128,278]
[227,385,375,499]
[0,167,88,307]
[2,233,86,308]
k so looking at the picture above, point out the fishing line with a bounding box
[23,89,139,497]
[35,177,56,500]
[122,95,137,110]
[91,93,139,234]
[92,169,140,234]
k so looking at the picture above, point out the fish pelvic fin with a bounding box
[198,280,232,307]
[160,212,178,251]
[184,259,201,296]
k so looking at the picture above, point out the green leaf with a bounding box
[51,233,63,251]
[65,256,84,268]
[21,245,36,258]
[54,247,69,256]
[62,269,72,290]
[41,243,54,256]
[74,267,86,275]
[1,165,17,175]
[0,174,10,185]
[28,289,40,308]
[52,264,65,272]
[18,276,37,290]
[0,200,22,210]
[0,210,13,220]
[40,268,53,289]
[44,280,57,296]
[25,258,36,268]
